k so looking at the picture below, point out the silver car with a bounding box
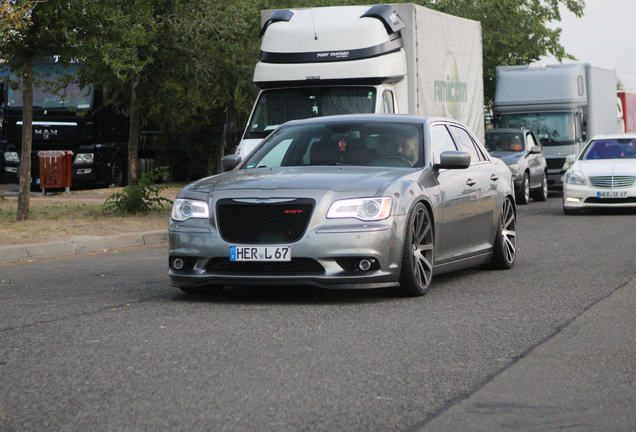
[169,115,516,297]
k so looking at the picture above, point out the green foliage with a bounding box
[103,167,173,214]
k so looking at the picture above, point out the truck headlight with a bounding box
[327,197,392,221]
[75,153,94,164]
[4,152,19,163]
[171,199,210,221]
[564,171,585,185]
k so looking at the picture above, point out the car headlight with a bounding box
[327,197,392,221]
[75,153,94,164]
[508,163,520,172]
[4,151,19,163]
[564,171,585,185]
[171,199,210,221]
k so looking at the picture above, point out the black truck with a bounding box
[2,59,158,188]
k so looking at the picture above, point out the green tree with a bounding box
[0,0,81,220]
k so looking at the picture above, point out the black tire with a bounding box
[517,173,529,205]
[109,156,125,187]
[394,202,434,297]
[531,173,548,202]
[179,285,225,295]
[487,197,516,270]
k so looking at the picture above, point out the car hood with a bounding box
[488,151,523,164]
[188,166,413,195]
[575,159,636,176]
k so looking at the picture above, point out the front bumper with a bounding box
[562,183,636,210]
[168,217,407,290]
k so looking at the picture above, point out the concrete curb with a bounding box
[0,230,167,264]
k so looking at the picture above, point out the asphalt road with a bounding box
[1,194,635,431]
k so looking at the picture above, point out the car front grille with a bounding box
[207,257,325,274]
[546,158,566,171]
[589,175,636,189]
[584,197,636,204]
[216,198,315,243]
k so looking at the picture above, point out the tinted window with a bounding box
[244,121,424,168]
[450,126,481,162]
[431,124,457,164]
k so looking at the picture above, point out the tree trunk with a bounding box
[17,58,34,221]
[128,74,141,186]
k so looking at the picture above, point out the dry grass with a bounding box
[0,184,183,246]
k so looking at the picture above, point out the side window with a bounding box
[381,91,395,114]
[526,132,538,150]
[449,125,482,162]
[431,124,457,164]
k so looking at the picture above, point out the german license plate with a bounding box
[230,245,291,262]
[597,191,628,198]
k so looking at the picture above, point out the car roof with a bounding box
[282,114,465,127]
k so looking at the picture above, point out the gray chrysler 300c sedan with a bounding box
[169,115,517,297]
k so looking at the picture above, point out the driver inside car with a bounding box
[396,133,420,165]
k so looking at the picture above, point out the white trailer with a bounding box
[229,3,484,158]
[493,63,618,189]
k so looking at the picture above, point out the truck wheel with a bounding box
[109,156,125,187]
[531,174,548,201]
[517,173,529,204]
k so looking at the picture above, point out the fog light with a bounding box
[358,259,372,271]
[173,258,185,270]
[565,197,581,203]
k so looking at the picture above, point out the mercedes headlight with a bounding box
[327,197,392,221]
[508,163,520,172]
[564,171,585,185]
[171,199,210,221]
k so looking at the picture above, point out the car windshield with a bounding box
[581,139,636,160]
[497,112,575,146]
[242,121,423,169]
[244,87,376,139]
[6,63,92,110]
[485,132,525,153]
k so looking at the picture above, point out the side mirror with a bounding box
[224,122,244,148]
[529,146,542,154]
[221,154,242,172]
[435,151,471,170]
[565,154,576,164]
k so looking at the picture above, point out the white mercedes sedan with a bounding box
[563,134,636,215]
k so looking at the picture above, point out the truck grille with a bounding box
[589,175,636,189]
[216,198,315,243]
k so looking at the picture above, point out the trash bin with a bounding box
[37,150,73,195]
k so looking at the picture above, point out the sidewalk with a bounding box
[0,184,171,264]
[0,230,167,264]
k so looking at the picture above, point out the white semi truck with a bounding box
[493,63,618,190]
[227,3,484,158]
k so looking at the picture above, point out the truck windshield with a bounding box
[6,64,92,110]
[497,112,575,146]
[245,87,376,139]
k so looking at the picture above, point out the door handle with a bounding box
[466,178,476,187]
[490,174,499,181]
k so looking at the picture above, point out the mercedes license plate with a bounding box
[597,191,628,198]
[230,245,291,262]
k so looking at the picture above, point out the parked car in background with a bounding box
[169,115,517,298]
[562,134,636,215]
[485,128,548,204]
